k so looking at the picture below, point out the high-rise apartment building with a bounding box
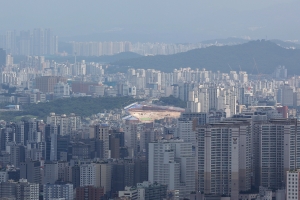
[0,48,6,66]
[139,122,155,155]
[54,81,70,98]
[0,180,16,198]
[148,139,195,199]
[94,124,110,159]
[19,30,31,55]
[134,157,148,186]
[0,125,16,151]
[98,162,112,195]
[72,165,81,189]
[111,159,135,194]
[208,86,219,110]
[32,28,57,55]
[286,170,300,200]
[44,161,58,184]
[124,117,139,157]
[46,112,81,136]
[44,124,59,161]
[0,29,57,56]
[181,112,209,126]
[80,163,99,187]
[6,142,25,168]
[57,161,70,182]
[198,88,209,112]
[254,119,300,190]
[0,179,39,200]
[277,84,294,106]
[79,162,111,195]
[197,121,252,199]
[0,171,8,183]
[17,179,39,200]
[43,183,73,200]
[20,160,41,184]
[176,117,197,143]
[109,133,121,159]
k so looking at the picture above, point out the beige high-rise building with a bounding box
[197,120,252,199]
[98,162,112,195]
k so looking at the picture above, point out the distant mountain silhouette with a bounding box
[112,40,300,75]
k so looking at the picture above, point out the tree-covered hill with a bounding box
[0,96,137,122]
[112,40,300,75]
[154,96,186,108]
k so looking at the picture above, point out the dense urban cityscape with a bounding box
[0,31,300,200]
[0,1,299,199]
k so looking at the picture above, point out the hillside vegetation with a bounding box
[0,96,137,122]
[154,96,186,108]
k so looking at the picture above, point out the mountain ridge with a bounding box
[111,40,300,75]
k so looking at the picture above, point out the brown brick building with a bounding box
[35,76,66,93]
[76,186,104,200]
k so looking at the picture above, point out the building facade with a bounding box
[148,139,195,199]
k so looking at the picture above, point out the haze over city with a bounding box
[0,0,299,42]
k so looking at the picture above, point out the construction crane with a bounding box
[228,64,233,71]
[238,65,242,71]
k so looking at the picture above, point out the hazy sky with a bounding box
[0,0,299,42]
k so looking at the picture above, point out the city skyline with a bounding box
[0,50,299,199]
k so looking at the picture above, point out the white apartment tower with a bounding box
[17,179,39,200]
[286,170,300,200]
[148,139,195,199]
[80,163,98,187]
[54,81,70,98]
[43,183,73,200]
[176,117,196,144]
[198,88,209,113]
[46,113,81,136]
[187,91,201,112]
[79,162,111,195]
